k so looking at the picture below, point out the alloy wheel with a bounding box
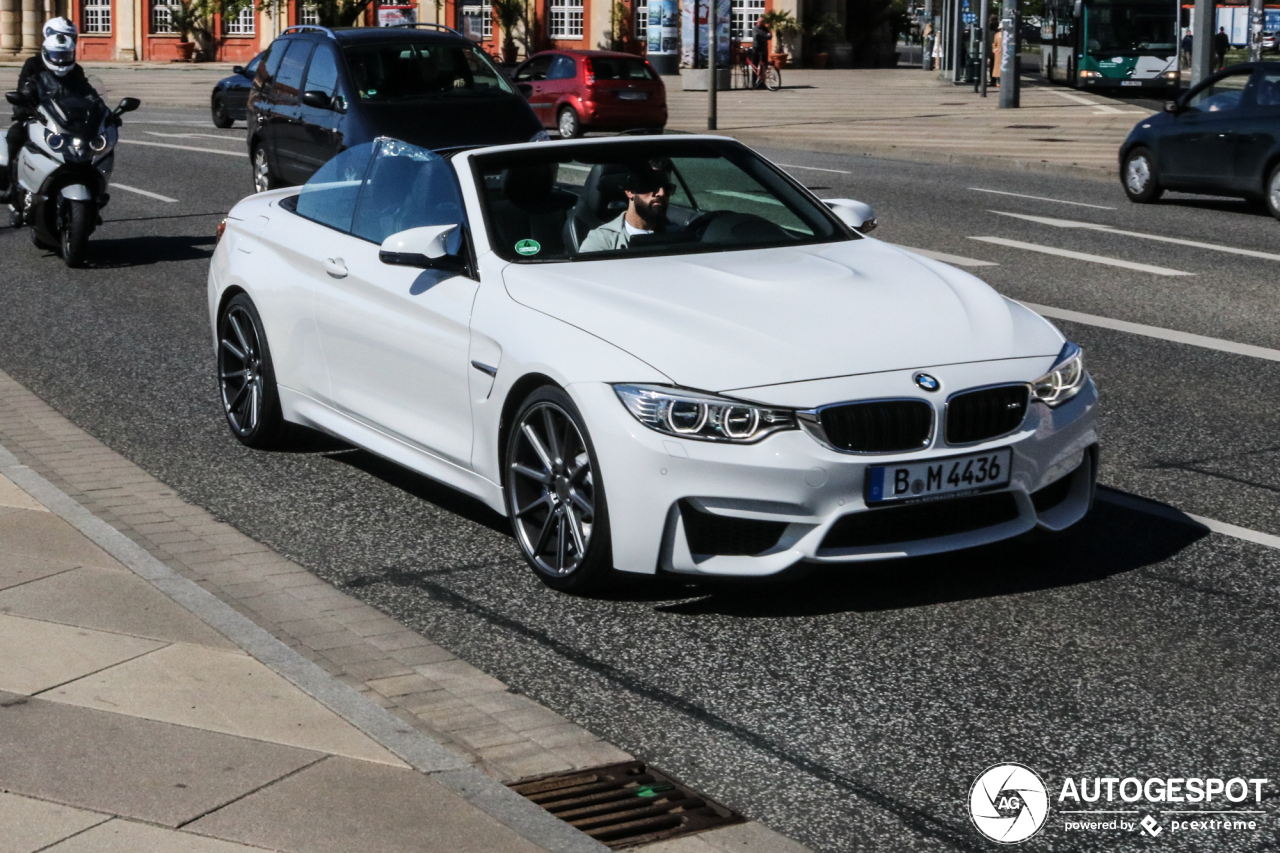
[1126,155,1151,195]
[1269,168,1280,216]
[558,108,580,139]
[218,305,265,436]
[508,402,595,577]
[253,148,271,193]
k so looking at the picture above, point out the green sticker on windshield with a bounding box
[515,239,541,256]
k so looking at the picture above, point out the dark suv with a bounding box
[246,24,543,192]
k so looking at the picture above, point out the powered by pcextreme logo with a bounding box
[969,763,1050,844]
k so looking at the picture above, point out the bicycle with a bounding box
[737,53,781,91]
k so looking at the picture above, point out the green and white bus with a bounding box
[1040,0,1181,90]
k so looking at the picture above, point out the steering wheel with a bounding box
[693,211,791,245]
[685,209,724,239]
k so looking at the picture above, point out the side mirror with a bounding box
[380,224,464,270]
[516,82,534,100]
[5,91,23,106]
[115,97,141,114]
[233,65,246,76]
[823,198,878,234]
[301,90,333,109]
[1164,99,1181,113]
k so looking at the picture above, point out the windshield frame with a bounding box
[467,137,860,265]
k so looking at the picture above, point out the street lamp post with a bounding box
[978,0,989,95]
[1190,0,1214,87]
[998,0,1018,107]
[708,0,717,130]
[1250,0,1265,62]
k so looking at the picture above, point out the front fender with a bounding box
[60,184,92,201]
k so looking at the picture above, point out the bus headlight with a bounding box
[1079,70,1101,78]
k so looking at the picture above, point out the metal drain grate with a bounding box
[508,760,745,849]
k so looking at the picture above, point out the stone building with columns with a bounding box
[0,0,796,64]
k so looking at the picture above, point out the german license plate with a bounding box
[619,91,650,100]
[1121,80,1142,86]
[866,448,1013,504]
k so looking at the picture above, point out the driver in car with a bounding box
[2,17,105,203]
[580,163,679,252]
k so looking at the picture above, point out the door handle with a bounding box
[323,257,348,278]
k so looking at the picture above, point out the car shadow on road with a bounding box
[78,234,218,267]
[1155,195,1272,217]
[652,498,1207,617]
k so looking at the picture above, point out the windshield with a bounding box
[43,94,107,135]
[473,140,852,263]
[343,40,514,101]
[1085,1,1176,56]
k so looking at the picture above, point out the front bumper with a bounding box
[571,373,1099,577]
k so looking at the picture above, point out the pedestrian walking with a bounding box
[1214,26,1230,70]
[991,25,1003,87]
[1180,29,1193,69]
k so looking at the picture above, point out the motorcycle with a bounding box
[2,87,139,267]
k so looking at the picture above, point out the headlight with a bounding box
[44,130,67,150]
[1030,342,1086,407]
[614,384,797,443]
[90,134,108,152]
[1079,70,1101,78]
[530,129,551,142]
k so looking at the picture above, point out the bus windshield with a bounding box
[1086,1,1177,55]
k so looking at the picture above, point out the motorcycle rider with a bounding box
[2,17,107,204]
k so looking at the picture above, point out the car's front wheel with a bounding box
[217,293,290,448]
[557,106,582,139]
[505,386,613,592]
[212,93,233,128]
[1122,147,1163,203]
[1266,162,1280,222]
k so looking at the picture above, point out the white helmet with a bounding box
[42,18,78,76]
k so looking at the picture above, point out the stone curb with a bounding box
[0,441,610,853]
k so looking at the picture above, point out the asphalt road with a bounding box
[1,108,1278,852]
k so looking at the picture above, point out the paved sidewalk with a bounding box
[0,369,810,853]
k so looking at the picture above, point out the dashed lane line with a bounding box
[117,139,244,157]
[109,183,178,203]
[991,210,1280,262]
[969,236,1193,275]
[1098,489,1280,552]
[969,187,1117,210]
[144,130,243,142]
[1022,302,1280,363]
[893,245,999,267]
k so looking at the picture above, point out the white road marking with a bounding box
[144,130,241,141]
[777,163,853,174]
[117,139,245,158]
[1041,88,1147,115]
[893,245,999,267]
[969,236,1193,275]
[109,183,178,203]
[1098,490,1280,552]
[991,210,1280,262]
[969,187,1116,210]
[1021,302,1280,363]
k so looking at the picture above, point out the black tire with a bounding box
[211,93,234,128]
[557,106,582,139]
[251,144,279,193]
[1266,162,1280,222]
[504,386,614,593]
[60,200,91,268]
[217,293,291,449]
[764,65,782,91]
[1121,146,1163,203]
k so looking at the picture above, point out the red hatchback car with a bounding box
[511,50,668,139]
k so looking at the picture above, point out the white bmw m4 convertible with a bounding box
[209,135,1099,592]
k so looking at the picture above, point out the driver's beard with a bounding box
[632,196,668,231]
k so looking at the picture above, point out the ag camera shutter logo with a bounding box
[969,763,1050,844]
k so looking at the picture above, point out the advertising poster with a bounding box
[378,5,417,26]
[648,0,680,57]
[680,0,731,66]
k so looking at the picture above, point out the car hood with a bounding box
[357,95,542,149]
[501,239,1065,392]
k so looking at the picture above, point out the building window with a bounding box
[300,4,319,24]
[635,0,647,47]
[549,0,583,38]
[731,0,764,43]
[151,0,181,33]
[460,3,492,40]
[83,0,111,33]
[224,5,255,34]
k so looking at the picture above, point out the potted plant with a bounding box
[759,10,799,68]
[167,1,198,61]
[806,13,840,68]
[494,0,524,64]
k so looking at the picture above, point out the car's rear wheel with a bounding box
[505,386,613,593]
[1122,147,1163,203]
[217,293,290,448]
[252,145,279,193]
[557,106,582,139]
[212,93,233,128]
[1266,163,1280,221]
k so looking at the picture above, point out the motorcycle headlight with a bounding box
[614,384,797,443]
[44,130,68,151]
[1030,342,1087,407]
[90,134,108,153]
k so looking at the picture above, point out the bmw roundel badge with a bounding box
[914,373,940,392]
